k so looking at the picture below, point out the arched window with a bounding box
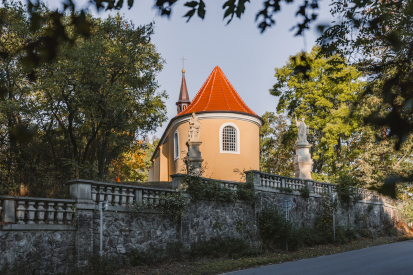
[174,131,179,160]
[219,122,240,154]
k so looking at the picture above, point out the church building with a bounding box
[148,66,263,182]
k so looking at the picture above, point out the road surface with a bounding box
[224,240,413,275]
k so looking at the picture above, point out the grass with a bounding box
[114,235,412,275]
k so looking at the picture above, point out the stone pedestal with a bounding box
[186,141,204,177]
[293,143,313,180]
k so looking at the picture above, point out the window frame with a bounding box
[174,130,180,160]
[219,122,240,154]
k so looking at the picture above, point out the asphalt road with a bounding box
[224,240,413,275]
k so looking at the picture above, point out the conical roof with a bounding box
[177,69,190,103]
[176,66,258,117]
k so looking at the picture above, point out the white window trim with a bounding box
[174,130,180,160]
[219,122,240,154]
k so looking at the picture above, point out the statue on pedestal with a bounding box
[295,114,310,145]
[293,114,313,180]
[186,113,203,176]
[188,113,201,141]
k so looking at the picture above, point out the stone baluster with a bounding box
[65,204,73,224]
[160,191,166,205]
[142,190,149,205]
[106,187,113,204]
[154,191,159,206]
[113,188,120,206]
[127,189,134,205]
[0,200,2,222]
[27,201,36,224]
[98,186,105,202]
[148,190,154,205]
[16,201,26,224]
[36,202,46,224]
[120,188,127,206]
[56,203,64,225]
[91,186,97,202]
[46,203,55,224]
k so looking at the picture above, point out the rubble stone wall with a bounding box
[0,191,400,274]
[0,230,76,274]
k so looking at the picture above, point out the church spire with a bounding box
[176,57,190,114]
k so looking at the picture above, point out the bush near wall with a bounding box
[258,205,399,252]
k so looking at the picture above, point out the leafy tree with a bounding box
[259,112,295,176]
[318,0,413,148]
[0,1,39,195]
[31,14,166,177]
[0,8,167,197]
[111,138,159,182]
[270,46,365,175]
[317,0,413,194]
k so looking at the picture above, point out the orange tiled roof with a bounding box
[176,66,259,117]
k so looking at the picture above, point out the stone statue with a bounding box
[293,114,313,180]
[295,114,310,145]
[188,113,201,141]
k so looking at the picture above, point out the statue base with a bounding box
[293,143,313,180]
[186,141,203,176]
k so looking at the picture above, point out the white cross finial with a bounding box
[180,56,186,69]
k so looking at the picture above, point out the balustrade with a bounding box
[260,174,282,189]
[0,197,76,225]
[89,183,176,207]
[285,178,305,190]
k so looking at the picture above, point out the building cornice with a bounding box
[150,111,263,161]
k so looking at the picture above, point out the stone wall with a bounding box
[181,200,258,244]
[94,210,179,257]
[0,178,403,274]
[256,191,398,235]
[0,229,76,274]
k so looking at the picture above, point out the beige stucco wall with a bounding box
[151,155,160,181]
[157,114,260,182]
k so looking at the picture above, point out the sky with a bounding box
[45,0,334,139]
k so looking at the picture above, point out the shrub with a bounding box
[381,213,399,237]
[258,206,301,251]
[299,186,310,198]
[335,172,361,208]
[184,175,237,203]
[159,192,188,221]
[236,172,256,204]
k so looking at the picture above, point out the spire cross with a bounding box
[180,56,186,69]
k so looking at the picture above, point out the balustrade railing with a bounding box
[259,173,283,189]
[0,196,75,225]
[245,170,384,201]
[357,189,379,201]
[89,182,176,207]
[249,171,306,191]
[199,178,239,191]
[285,178,305,190]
